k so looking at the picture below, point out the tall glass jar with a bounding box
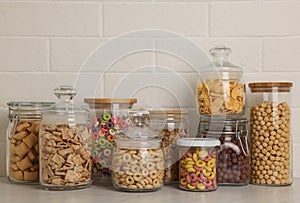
[177,138,220,192]
[6,102,54,183]
[39,86,92,190]
[196,46,245,118]
[83,98,137,184]
[112,110,164,192]
[198,117,250,185]
[248,82,293,186]
[149,109,188,184]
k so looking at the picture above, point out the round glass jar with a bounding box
[176,138,220,192]
[199,117,250,185]
[39,86,92,190]
[84,98,137,184]
[112,110,164,192]
[149,109,188,184]
[248,82,293,186]
[6,102,54,183]
[196,46,245,118]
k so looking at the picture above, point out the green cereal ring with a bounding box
[102,113,111,121]
[107,142,114,148]
[99,137,107,146]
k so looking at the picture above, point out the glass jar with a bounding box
[39,86,92,190]
[84,98,137,184]
[248,82,293,186]
[196,46,245,118]
[176,138,220,191]
[198,117,250,185]
[112,110,164,192]
[6,102,54,183]
[149,109,188,184]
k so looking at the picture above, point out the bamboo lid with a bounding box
[248,82,293,92]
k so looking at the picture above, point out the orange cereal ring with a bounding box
[107,134,114,142]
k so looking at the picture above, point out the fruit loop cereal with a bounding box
[177,138,220,191]
[84,98,137,183]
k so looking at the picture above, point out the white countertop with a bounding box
[0,177,299,203]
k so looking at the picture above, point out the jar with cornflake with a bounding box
[84,98,137,185]
[39,86,92,190]
[6,102,54,183]
[249,82,293,186]
[149,109,188,184]
[196,46,245,118]
[112,110,164,192]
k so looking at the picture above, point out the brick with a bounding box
[51,38,155,72]
[156,38,261,73]
[263,38,300,72]
[103,3,208,37]
[210,2,300,36]
[0,2,101,36]
[0,38,49,72]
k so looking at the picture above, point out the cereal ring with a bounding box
[130,165,140,173]
[207,172,216,180]
[207,159,216,168]
[125,176,134,185]
[203,168,210,177]
[192,153,198,162]
[136,183,143,189]
[187,184,196,189]
[102,113,111,121]
[142,168,149,177]
[180,178,187,185]
[196,183,206,190]
[133,174,142,182]
[149,170,158,179]
[107,134,114,142]
[190,173,198,182]
[125,171,134,176]
[203,180,212,188]
[103,148,112,157]
[146,177,153,185]
[152,178,161,187]
[146,162,155,171]
[196,160,206,168]
[128,185,138,189]
[190,181,199,186]
[122,153,131,163]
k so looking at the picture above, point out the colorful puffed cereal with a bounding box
[177,138,220,191]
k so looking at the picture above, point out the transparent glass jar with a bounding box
[149,109,188,184]
[248,82,293,186]
[39,86,92,190]
[6,102,54,183]
[196,46,245,118]
[176,138,220,191]
[112,110,164,192]
[199,117,250,185]
[84,98,137,184]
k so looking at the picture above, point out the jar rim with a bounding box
[7,102,55,110]
[248,82,293,89]
[177,138,220,147]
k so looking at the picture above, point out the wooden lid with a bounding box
[149,109,188,115]
[84,98,137,104]
[248,82,293,92]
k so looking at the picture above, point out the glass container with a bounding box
[199,117,250,185]
[112,109,164,192]
[6,102,54,183]
[249,82,293,186]
[149,109,188,184]
[84,98,137,184]
[196,46,245,118]
[176,138,220,191]
[39,86,92,190]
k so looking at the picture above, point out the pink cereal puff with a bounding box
[203,180,213,188]
[181,171,188,177]
[190,181,199,186]
[186,175,191,184]
[186,152,193,158]
[190,173,198,182]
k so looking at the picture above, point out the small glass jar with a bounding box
[199,117,250,185]
[196,46,245,118]
[112,110,164,192]
[39,86,92,190]
[6,102,54,183]
[149,109,188,184]
[248,82,293,186]
[176,138,220,191]
[84,98,137,184]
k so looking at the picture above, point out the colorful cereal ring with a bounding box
[102,113,111,121]
[107,134,114,142]
[110,116,119,124]
[98,137,107,146]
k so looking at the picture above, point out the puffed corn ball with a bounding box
[250,101,291,185]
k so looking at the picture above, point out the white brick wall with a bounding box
[0,0,299,179]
